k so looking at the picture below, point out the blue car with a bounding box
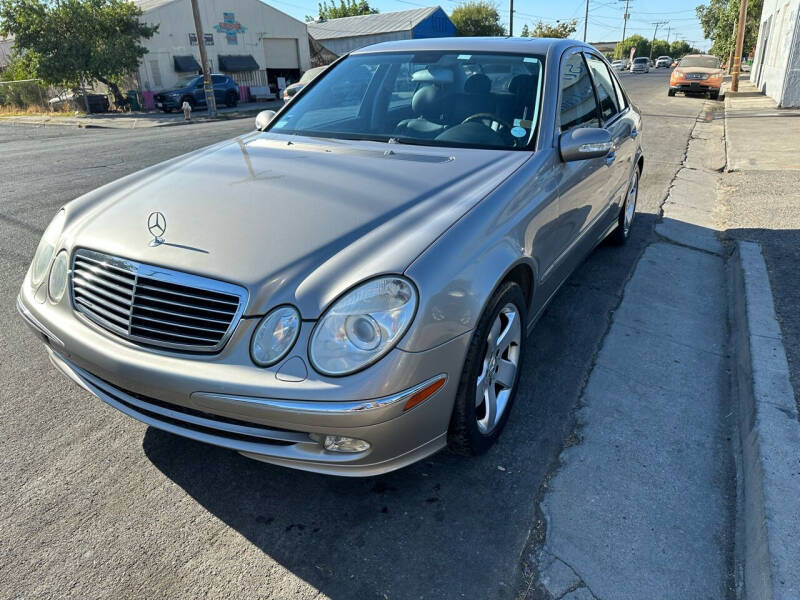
[154,74,240,112]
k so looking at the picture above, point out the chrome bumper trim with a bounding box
[192,373,447,416]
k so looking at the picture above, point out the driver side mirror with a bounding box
[559,128,613,162]
[255,109,276,131]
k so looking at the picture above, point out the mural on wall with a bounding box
[214,12,246,45]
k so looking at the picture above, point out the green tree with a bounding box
[669,40,696,58]
[651,39,671,58]
[614,34,650,59]
[0,0,157,107]
[531,18,578,38]
[520,23,530,37]
[450,1,506,36]
[310,0,378,20]
[696,0,762,60]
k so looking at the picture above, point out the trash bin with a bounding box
[126,90,140,111]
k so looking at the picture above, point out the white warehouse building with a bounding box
[751,0,800,107]
[135,0,311,92]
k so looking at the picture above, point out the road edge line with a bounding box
[729,241,800,599]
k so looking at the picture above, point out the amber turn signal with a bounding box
[403,376,447,411]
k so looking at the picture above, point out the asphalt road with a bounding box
[0,70,705,600]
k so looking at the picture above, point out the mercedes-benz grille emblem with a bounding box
[147,211,166,247]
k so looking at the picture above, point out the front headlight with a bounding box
[48,251,69,303]
[30,209,66,287]
[250,305,301,367]
[309,277,417,376]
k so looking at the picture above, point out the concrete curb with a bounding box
[729,241,800,600]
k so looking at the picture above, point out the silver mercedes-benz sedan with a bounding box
[18,38,642,476]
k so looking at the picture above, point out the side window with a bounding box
[610,71,627,111]
[559,53,600,131]
[584,54,619,122]
[211,75,225,85]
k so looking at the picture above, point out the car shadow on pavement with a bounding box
[141,212,660,600]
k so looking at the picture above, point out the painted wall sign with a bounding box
[215,13,246,45]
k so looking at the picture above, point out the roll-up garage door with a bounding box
[263,38,300,69]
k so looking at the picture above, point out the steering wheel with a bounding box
[461,113,517,145]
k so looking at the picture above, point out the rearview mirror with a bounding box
[559,128,613,162]
[255,110,276,131]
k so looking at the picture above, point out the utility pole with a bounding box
[190,0,216,118]
[509,0,514,36]
[583,0,589,42]
[619,0,631,57]
[665,24,671,44]
[649,20,667,59]
[731,0,748,91]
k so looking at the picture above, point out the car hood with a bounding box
[64,132,530,317]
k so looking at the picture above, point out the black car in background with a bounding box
[154,74,240,112]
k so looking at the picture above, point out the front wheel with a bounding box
[448,281,527,456]
[710,90,720,100]
[609,166,640,245]
[668,88,676,96]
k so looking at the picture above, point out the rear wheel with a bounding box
[225,90,238,107]
[448,281,527,456]
[609,166,640,245]
[710,90,720,100]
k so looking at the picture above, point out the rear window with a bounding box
[678,56,720,69]
[634,58,648,64]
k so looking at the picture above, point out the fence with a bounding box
[0,78,50,112]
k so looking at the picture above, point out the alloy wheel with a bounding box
[475,304,521,434]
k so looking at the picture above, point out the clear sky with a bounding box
[266,0,711,52]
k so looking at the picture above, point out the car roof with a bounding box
[350,36,587,56]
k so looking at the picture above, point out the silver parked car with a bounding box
[631,57,650,73]
[18,38,643,476]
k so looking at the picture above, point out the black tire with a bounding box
[668,88,676,96]
[226,91,238,107]
[162,108,172,113]
[609,165,641,245]
[710,91,720,100]
[448,281,527,456]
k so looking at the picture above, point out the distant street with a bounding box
[1,70,713,600]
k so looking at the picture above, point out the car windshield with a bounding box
[299,66,326,84]
[174,75,200,88]
[678,56,720,68]
[267,51,545,150]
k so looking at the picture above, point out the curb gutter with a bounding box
[730,241,800,600]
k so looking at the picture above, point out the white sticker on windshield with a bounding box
[523,57,538,63]
[511,126,527,138]
[457,54,472,60]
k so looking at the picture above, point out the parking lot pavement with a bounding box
[1,71,709,599]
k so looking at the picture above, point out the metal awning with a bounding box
[218,55,260,72]
[173,55,201,72]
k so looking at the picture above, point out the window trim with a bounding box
[554,47,603,142]
[583,51,623,126]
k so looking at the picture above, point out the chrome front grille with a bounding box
[71,249,247,352]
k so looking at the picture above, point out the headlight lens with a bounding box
[309,277,417,376]
[250,305,301,367]
[31,209,66,287]
[48,251,69,303]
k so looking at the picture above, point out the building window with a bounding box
[149,59,162,88]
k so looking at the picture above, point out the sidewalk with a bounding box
[521,81,800,599]
[523,102,736,599]
[0,100,280,129]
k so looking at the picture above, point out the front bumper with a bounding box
[670,81,720,93]
[17,283,470,476]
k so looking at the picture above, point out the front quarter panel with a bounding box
[400,149,560,352]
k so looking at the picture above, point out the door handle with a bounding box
[630,128,639,138]
[605,152,616,166]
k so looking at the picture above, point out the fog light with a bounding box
[323,435,370,453]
